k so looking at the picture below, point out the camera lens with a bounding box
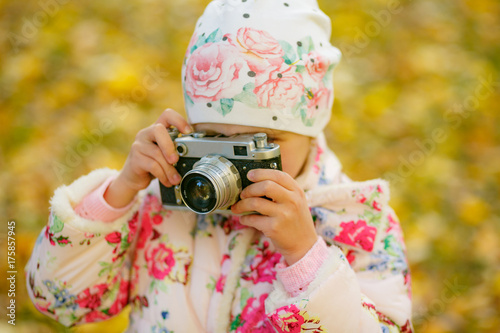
[180,155,242,214]
[182,174,216,212]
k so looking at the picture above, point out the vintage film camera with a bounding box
[160,128,282,214]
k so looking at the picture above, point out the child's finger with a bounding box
[152,123,178,164]
[231,197,276,216]
[240,180,290,202]
[136,152,172,188]
[139,124,176,165]
[239,214,273,234]
[140,143,181,187]
[247,169,297,191]
[155,108,193,134]
[138,142,180,185]
[143,143,181,185]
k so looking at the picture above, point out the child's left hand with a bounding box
[231,169,318,265]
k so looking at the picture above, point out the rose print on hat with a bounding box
[305,85,332,125]
[182,0,342,137]
[304,50,330,81]
[184,42,247,103]
[254,64,304,109]
[233,27,285,85]
[236,28,284,61]
[183,27,337,128]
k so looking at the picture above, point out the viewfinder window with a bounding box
[233,146,248,156]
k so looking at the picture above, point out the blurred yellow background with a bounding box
[0,0,499,332]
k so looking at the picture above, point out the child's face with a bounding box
[193,123,312,179]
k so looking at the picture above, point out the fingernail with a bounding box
[172,173,181,184]
[184,125,193,133]
[169,154,178,164]
[247,170,254,180]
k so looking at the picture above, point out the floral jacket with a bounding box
[25,134,413,332]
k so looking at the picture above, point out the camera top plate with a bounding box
[174,132,280,161]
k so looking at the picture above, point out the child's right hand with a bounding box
[104,109,193,208]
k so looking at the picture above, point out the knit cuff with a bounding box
[276,236,330,297]
[74,176,137,222]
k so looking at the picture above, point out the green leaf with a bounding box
[233,83,258,107]
[322,64,336,85]
[300,107,315,127]
[242,82,255,93]
[368,190,381,203]
[297,36,314,58]
[120,224,131,250]
[205,28,222,44]
[184,92,194,106]
[191,34,207,53]
[363,210,382,228]
[296,65,306,74]
[294,95,307,118]
[98,262,112,277]
[120,234,130,251]
[50,215,64,234]
[190,29,222,54]
[245,248,258,257]
[107,282,120,301]
[219,98,234,116]
[157,280,168,293]
[279,40,296,65]
[230,314,242,330]
[208,100,223,114]
[206,276,216,291]
[229,236,237,251]
[149,280,156,294]
[239,288,252,309]
[384,235,395,250]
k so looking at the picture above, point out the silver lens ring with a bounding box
[180,155,242,214]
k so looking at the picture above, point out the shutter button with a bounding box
[253,133,268,149]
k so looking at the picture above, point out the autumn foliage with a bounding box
[0,0,499,332]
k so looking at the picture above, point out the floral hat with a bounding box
[182,0,342,137]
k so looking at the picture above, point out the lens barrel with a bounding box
[180,155,242,213]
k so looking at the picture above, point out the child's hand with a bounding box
[231,169,318,265]
[104,109,192,208]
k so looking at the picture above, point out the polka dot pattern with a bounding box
[182,0,342,137]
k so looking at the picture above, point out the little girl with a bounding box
[26,0,413,332]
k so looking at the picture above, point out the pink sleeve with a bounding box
[74,176,137,222]
[276,236,330,297]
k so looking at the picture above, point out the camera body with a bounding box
[160,130,282,214]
